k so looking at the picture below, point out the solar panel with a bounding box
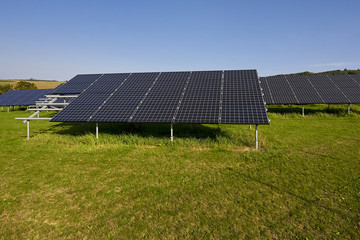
[51,70,270,125]
[0,89,53,106]
[263,76,299,104]
[130,71,190,122]
[260,74,360,105]
[91,72,160,122]
[51,74,103,94]
[306,75,349,104]
[260,77,274,104]
[51,73,130,122]
[221,70,269,124]
[327,75,360,103]
[349,74,360,85]
[175,71,222,124]
[286,75,324,104]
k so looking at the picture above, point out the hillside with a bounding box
[275,69,360,77]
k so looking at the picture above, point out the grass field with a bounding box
[0,80,64,89]
[0,105,359,239]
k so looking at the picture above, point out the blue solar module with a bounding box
[306,75,349,104]
[130,71,190,122]
[0,89,53,106]
[263,76,299,104]
[286,75,324,104]
[51,74,103,94]
[327,75,360,103]
[349,74,360,85]
[51,73,130,122]
[91,72,160,122]
[260,77,274,104]
[175,71,222,124]
[51,70,270,125]
[221,70,269,124]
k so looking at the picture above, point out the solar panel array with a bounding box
[51,70,270,125]
[0,89,53,106]
[260,75,360,104]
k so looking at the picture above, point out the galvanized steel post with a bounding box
[170,124,173,142]
[27,121,30,139]
[302,106,304,116]
[96,123,99,139]
[255,124,258,149]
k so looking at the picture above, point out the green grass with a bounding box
[0,105,359,239]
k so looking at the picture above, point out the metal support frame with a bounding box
[348,104,350,115]
[15,94,78,139]
[302,106,304,116]
[27,121,30,139]
[96,123,99,139]
[255,125,259,149]
[170,124,174,142]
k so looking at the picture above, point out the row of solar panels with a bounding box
[261,75,360,104]
[0,89,53,106]
[51,70,270,125]
[2,72,360,125]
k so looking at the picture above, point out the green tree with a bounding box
[0,84,12,95]
[13,81,37,90]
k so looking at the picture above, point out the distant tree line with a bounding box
[0,81,37,95]
[276,68,360,77]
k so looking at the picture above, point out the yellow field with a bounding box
[0,80,64,89]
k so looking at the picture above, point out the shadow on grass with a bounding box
[267,104,360,115]
[46,122,229,140]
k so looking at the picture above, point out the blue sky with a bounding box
[1,0,359,81]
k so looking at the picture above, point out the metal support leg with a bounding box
[170,124,173,142]
[27,121,30,139]
[348,104,350,115]
[96,123,99,139]
[7,107,9,113]
[255,124,258,150]
[249,124,251,129]
[302,106,304,116]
